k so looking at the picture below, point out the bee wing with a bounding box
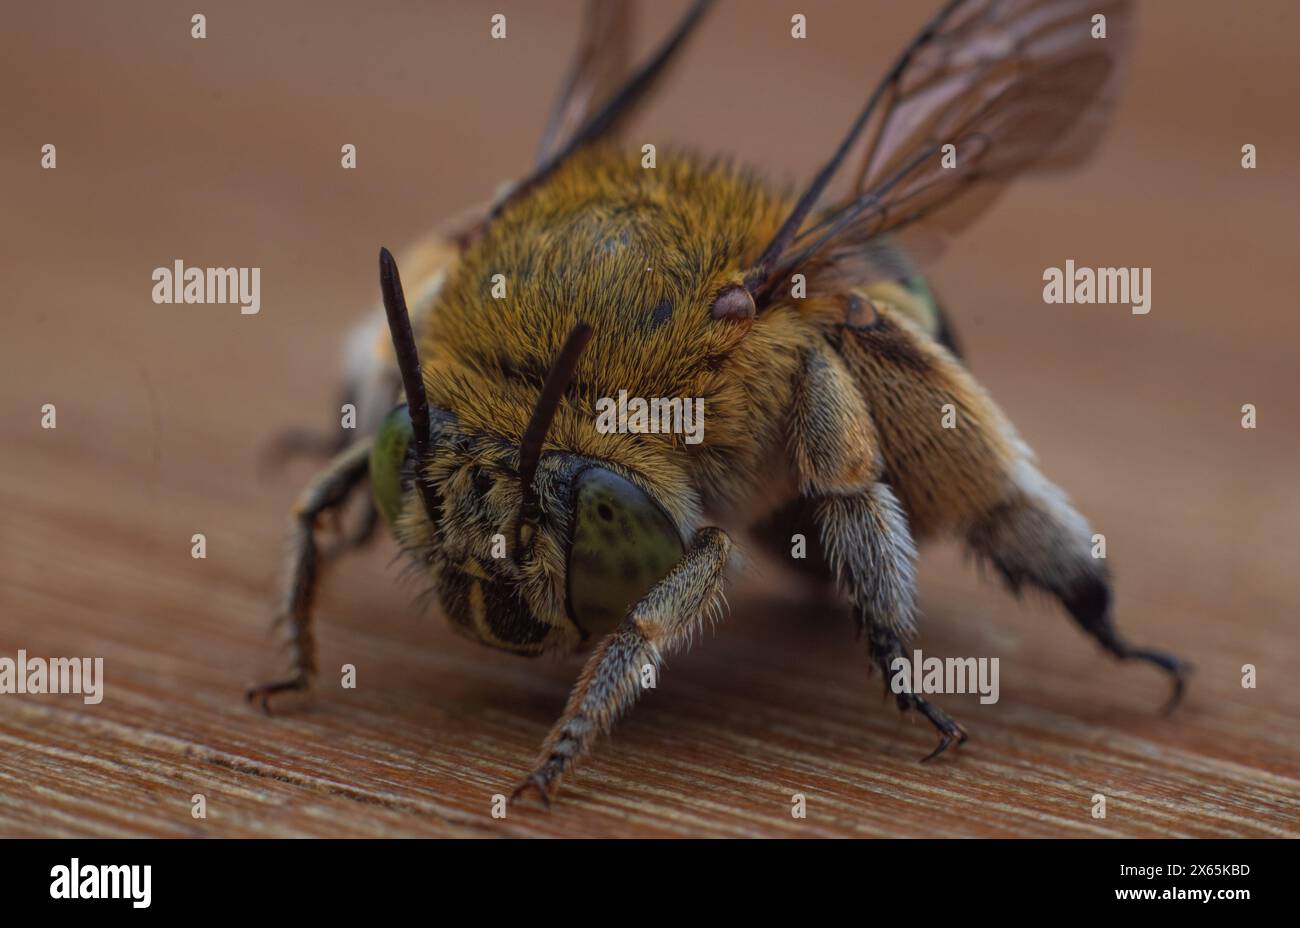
[534,0,634,168]
[454,0,713,247]
[847,0,1133,201]
[750,0,1133,303]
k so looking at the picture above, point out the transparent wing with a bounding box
[535,0,633,168]
[751,0,1133,303]
[454,0,713,246]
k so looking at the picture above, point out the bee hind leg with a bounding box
[966,462,1189,713]
[510,528,732,808]
[246,439,373,713]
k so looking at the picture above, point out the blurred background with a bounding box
[1,1,1297,837]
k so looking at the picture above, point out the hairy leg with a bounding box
[246,439,373,712]
[788,340,966,759]
[818,486,968,759]
[511,527,732,807]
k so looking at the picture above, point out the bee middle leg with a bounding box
[786,339,966,759]
[320,496,379,559]
[259,424,350,472]
[246,439,373,712]
[817,486,968,760]
[510,527,732,807]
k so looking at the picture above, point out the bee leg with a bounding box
[509,527,732,807]
[259,380,360,476]
[814,486,967,760]
[259,425,350,473]
[966,468,1190,713]
[787,340,965,758]
[321,496,379,560]
[260,313,403,477]
[246,439,373,713]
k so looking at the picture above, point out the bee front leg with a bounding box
[246,439,373,713]
[510,527,732,807]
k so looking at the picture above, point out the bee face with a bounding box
[370,404,683,654]
[433,555,555,654]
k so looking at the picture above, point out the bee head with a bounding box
[371,250,683,654]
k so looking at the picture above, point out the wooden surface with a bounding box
[2,1,1298,837]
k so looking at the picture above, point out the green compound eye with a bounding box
[567,467,684,637]
[370,404,414,525]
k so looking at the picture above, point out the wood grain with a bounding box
[1,0,1297,837]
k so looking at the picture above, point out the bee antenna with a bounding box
[516,322,594,546]
[378,246,442,524]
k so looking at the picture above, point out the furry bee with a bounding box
[250,0,1186,806]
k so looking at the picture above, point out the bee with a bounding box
[250,0,1187,806]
